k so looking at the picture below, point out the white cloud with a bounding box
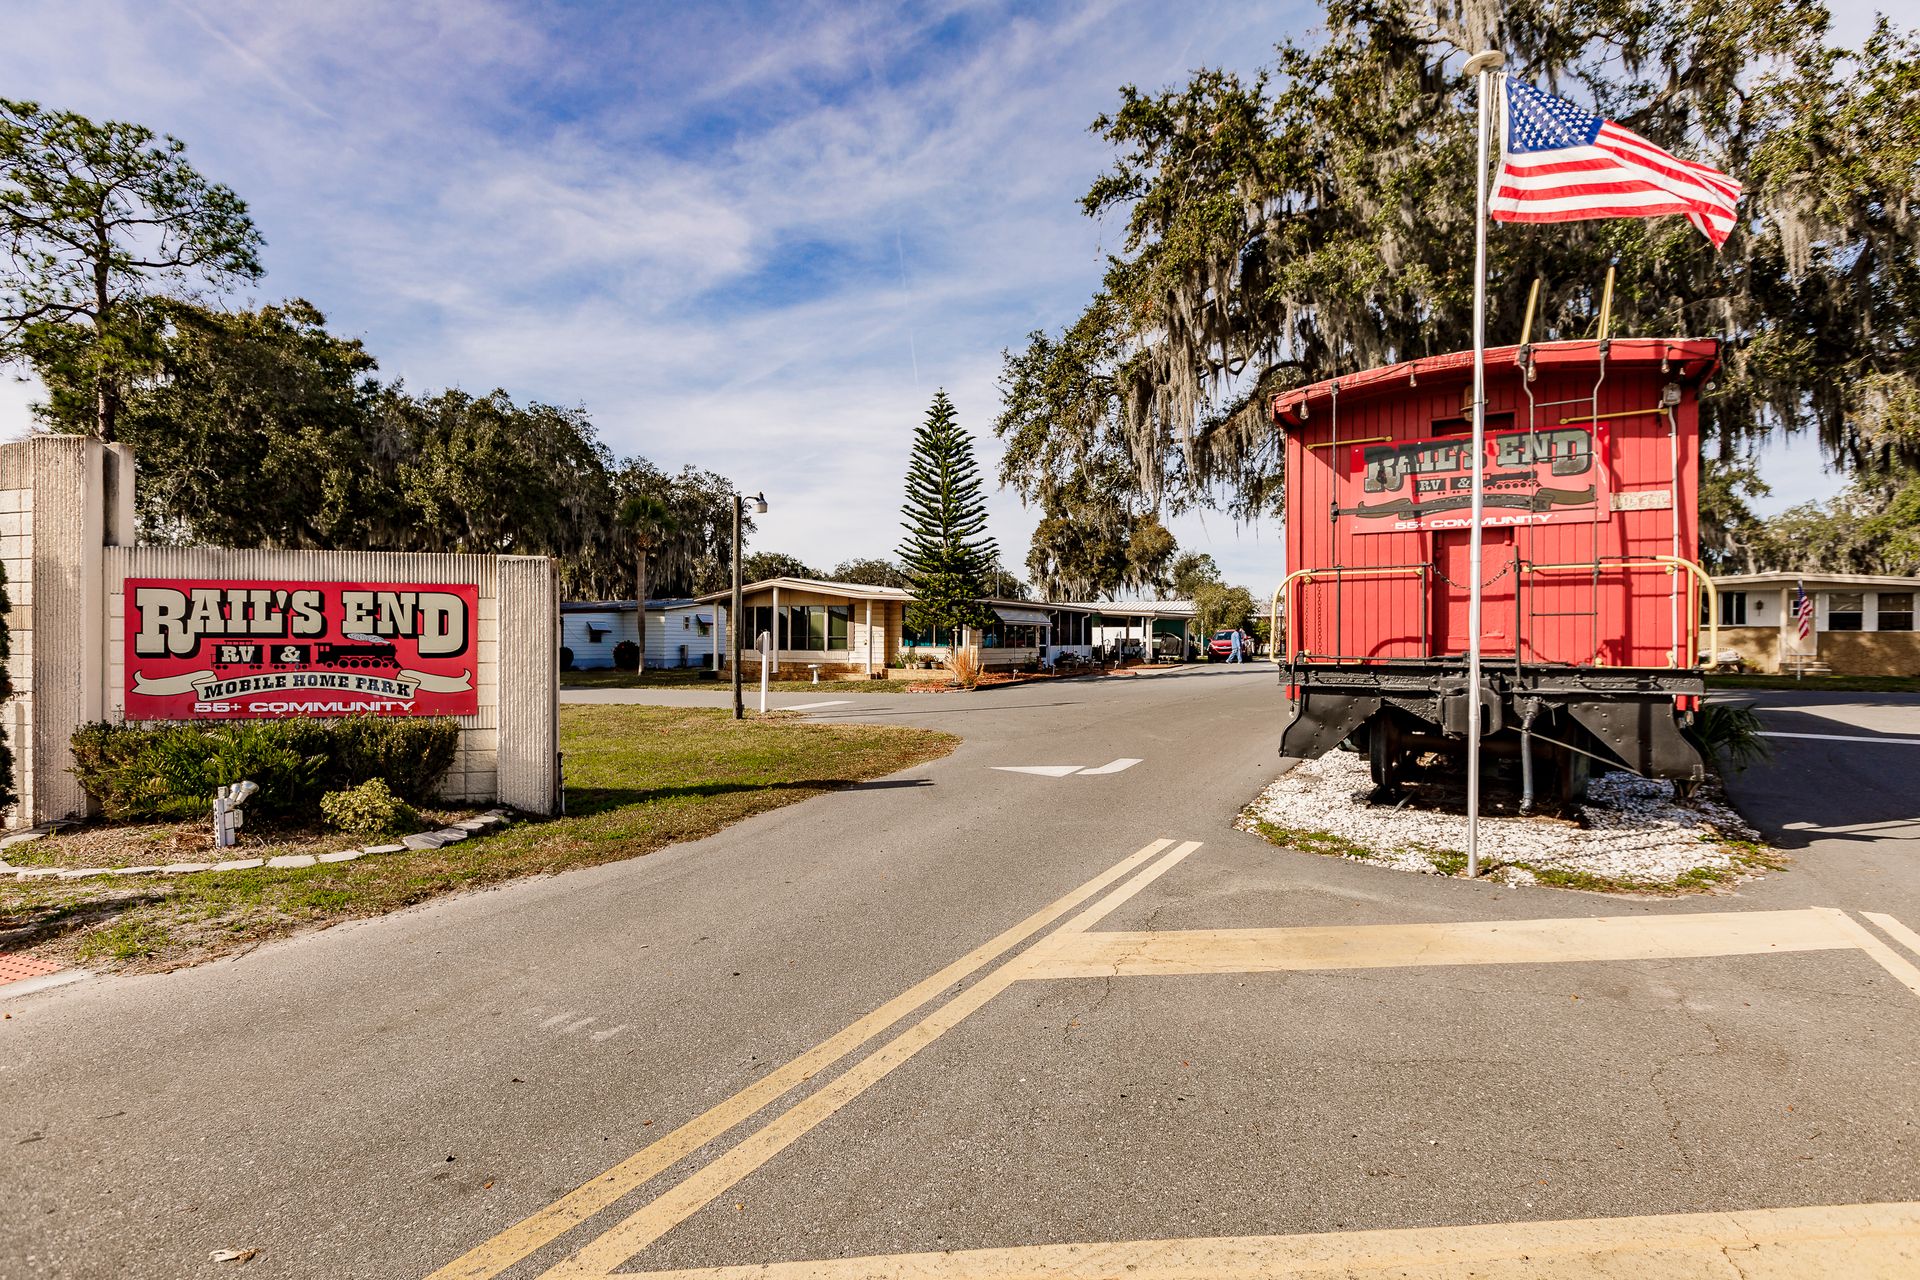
[10,0,1864,593]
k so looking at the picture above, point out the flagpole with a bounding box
[1462,48,1504,879]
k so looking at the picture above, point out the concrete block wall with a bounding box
[0,438,135,826]
[0,481,33,823]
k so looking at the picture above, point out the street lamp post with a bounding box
[731,491,767,720]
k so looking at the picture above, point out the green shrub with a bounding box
[613,639,640,670]
[319,716,459,803]
[70,716,459,823]
[319,778,421,835]
[1689,701,1773,773]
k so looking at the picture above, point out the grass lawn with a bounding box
[1706,673,1920,694]
[0,705,955,973]
[563,668,923,693]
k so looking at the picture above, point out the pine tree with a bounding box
[898,390,999,637]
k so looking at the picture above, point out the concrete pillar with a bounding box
[497,555,559,815]
[0,437,135,826]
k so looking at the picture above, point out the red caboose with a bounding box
[1271,338,1720,803]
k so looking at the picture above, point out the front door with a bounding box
[1433,527,1517,655]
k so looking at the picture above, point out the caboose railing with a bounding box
[1272,564,1432,664]
[1273,555,1718,670]
[1522,555,1718,670]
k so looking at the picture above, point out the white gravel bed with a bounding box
[1238,751,1768,891]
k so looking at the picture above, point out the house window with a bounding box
[996,623,1041,648]
[903,621,954,647]
[1706,592,1746,625]
[775,605,848,650]
[1878,592,1915,632]
[1827,592,1864,631]
[747,605,776,649]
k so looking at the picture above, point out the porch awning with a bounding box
[993,605,1051,627]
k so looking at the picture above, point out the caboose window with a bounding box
[1827,592,1864,631]
[1877,592,1914,631]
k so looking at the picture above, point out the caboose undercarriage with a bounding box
[1279,660,1705,808]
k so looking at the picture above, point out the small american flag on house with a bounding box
[1490,77,1742,248]
[1795,581,1815,641]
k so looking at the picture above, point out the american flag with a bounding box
[1795,581,1814,641]
[1490,77,1742,248]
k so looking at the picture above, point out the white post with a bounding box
[865,598,874,676]
[759,632,770,714]
[771,584,781,676]
[1463,48,1505,879]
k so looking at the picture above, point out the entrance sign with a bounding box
[125,578,480,719]
[1342,424,1605,532]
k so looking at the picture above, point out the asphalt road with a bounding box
[3,668,1917,1278]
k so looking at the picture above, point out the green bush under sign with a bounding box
[71,716,460,823]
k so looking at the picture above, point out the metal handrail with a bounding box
[1272,565,1432,663]
[1522,555,1719,669]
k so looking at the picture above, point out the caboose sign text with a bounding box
[1343,424,1607,533]
[125,579,479,719]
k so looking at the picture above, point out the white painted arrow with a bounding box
[990,758,1143,778]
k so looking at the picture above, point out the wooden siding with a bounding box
[1280,340,1707,671]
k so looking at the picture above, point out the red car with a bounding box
[1208,630,1251,660]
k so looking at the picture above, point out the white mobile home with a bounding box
[561,599,718,670]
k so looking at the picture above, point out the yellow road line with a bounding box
[539,841,1204,1279]
[1018,908,1858,980]
[1862,910,1920,960]
[426,838,1183,1280]
[1822,908,1920,1001]
[595,1202,1920,1279]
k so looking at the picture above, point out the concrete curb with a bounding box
[1,812,514,881]
[0,968,94,1001]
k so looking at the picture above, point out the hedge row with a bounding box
[70,716,461,823]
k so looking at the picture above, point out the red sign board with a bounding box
[124,579,480,719]
[1342,424,1608,533]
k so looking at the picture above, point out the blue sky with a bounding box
[1,0,1885,594]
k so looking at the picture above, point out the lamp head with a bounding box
[753,493,769,515]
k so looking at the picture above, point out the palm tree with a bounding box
[619,493,677,672]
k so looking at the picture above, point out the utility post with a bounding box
[730,491,767,721]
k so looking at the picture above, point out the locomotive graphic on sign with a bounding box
[124,580,479,719]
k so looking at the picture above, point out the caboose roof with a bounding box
[1270,338,1719,427]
